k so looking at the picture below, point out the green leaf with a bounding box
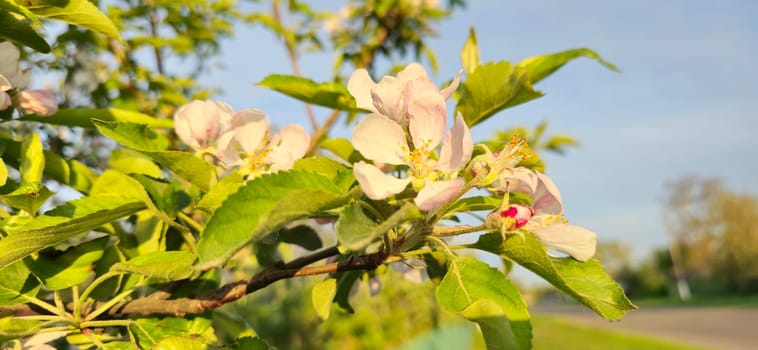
[227,337,270,350]
[443,196,501,217]
[517,48,619,85]
[0,195,146,269]
[152,336,206,350]
[26,0,123,42]
[319,138,364,164]
[337,202,422,251]
[109,148,163,178]
[131,317,216,349]
[196,171,245,214]
[111,251,196,281]
[0,316,44,342]
[92,119,169,152]
[0,9,50,53]
[461,27,480,75]
[93,120,216,191]
[20,133,44,184]
[1,135,98,193]
[474,232,636,320]
[293,156,356,191]
[0,260,39,306]
[332,270,361,313]
[312,278,337,320]
[196,170,355,270]
[456,61,543,127]
[257,74,360,111]
[25,236,107,290]
[18,108,173,129]
[0,181,54,214]
[436,256,531,350]
[278,225,322,251]
[462,299,518,350]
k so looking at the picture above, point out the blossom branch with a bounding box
[109,247,384,317]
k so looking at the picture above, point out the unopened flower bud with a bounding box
[17,89,58,116]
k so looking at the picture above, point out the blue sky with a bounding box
[201,0,758,260]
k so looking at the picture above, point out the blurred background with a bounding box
[26,0,758,348]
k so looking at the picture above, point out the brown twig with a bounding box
[110,247,384,317]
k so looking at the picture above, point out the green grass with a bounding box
[531,315,707,350]
[633,294,758,308]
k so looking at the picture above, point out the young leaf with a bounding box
[131,316,216,349]
[436,256,531,350]
[109,148,163,178]
[111,251,196,281]
[196,170,355,270]
[443,195,502,217]
[19,108,173,129]
[26,0,123,42]
[196,170,245,214]
[312,278,337,320]
[93,120,216,191]
[337,202,422,251]
[473,232,636,320]
[25,236,107,290]
[257,75,360,111]
[456,61,543,127]
[20,133,44,184]
[0,182,54,214]
[0,195,146,269]
[92,119,169,152]
[0,157,6,186]
[0,9,51,53]
[461,27,480,74]
[517,48,619,85]
[319,138,364,164]
[462,299,519,350]
[0,260,39,306]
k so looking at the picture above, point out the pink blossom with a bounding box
[173,100,234,152]
[17,89,58,116]
[0,41,29,91]
[216,109,310,177]
[492,169,597,261]
[350,64,471,211]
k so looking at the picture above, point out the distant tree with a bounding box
[663,177,758,294]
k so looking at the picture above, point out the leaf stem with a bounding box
[75,271,120,322]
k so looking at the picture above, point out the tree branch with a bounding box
[110,247,384,317]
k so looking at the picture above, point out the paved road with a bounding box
[534,304,758,350]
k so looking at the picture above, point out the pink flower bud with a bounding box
[500,204,534,229]
[17,89,58,116]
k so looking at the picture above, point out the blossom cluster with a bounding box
[173,100,310,178]
[0,42,57,116]
[347,63,470,211]
[173,62,597,261]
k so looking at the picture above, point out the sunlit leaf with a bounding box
[437,256,531,350]
[0,8,50,53]
[312,278,337,320]
[517,48,619,85]
[19,108,172,129]
[25,236,107,290]
[0,195,146,269]
[472,232,636,320]
[20,133,44,184]
[0,260,39,306]
[111,251,196,281]
[337,202,422,251]
[26,0,123,42]
[258,75,360,112]
[196,170,355,270]
[461,27,479,75]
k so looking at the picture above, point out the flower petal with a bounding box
[531,224,597,262]
[415,178,463,211]
[216,130,241,166]
[347,68,377,113]
[407,81,447,150]
[371,76,404,122]
[435,113,473,172]
[353,161,411,200]
[352,113,408,165]
[533,172,563,215]
[269,124,311,172]
[230,109,269,154]
[174,100,233,150]
[440,69,463,100]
